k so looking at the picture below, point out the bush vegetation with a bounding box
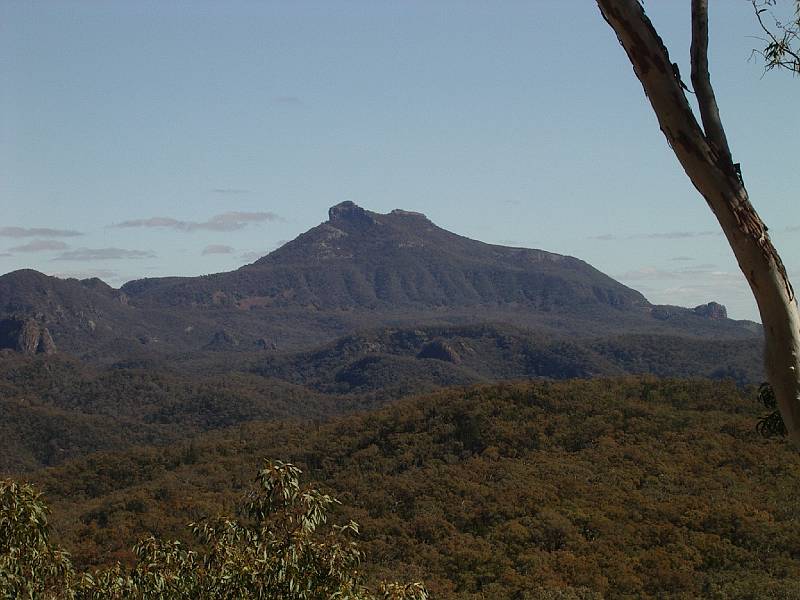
[19,378,800,599]
[1,461,428,599]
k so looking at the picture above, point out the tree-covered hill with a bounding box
[27,378,800,599]
[1,322,764,474]
[0,354,353,473]
[244,324,764,395]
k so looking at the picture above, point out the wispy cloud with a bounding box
[212,188,251,195]
[111,211,280,232]
[652,279,749,302]
[8,240,69,253]
[618,264,725,281]
[0,226,82,238]
[240,250,270,262]
[617,267,680,281]
[784,225,800,232]
[202,244,235,255]
[635,230,719,240]
[591,230,720,241]
[240,239,288,262]
[617,263,754,316]
[53,248,155,261]
[0,252,11,257]
[616,263,742,284]
[113,217,184,229]
[271,96,305,107]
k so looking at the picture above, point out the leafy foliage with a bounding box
[0,481,73,599]
[755,382,788,437]
[0,462,428,599]
[751,0,800,74]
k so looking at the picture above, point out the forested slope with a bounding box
[28,378,800,599]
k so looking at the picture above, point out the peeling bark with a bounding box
[597,0,800,447]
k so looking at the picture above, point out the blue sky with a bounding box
[1,1,797,321]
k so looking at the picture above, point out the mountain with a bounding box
[0,202,760,361]
[123,201,648,311]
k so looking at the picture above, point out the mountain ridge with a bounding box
[121,201,651,312]
[0,202,760,360]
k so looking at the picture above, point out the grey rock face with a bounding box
[0,317,57,355]
[693,302,728,320]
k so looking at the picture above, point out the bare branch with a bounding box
[691,0,734,169]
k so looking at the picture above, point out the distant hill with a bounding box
[0,320,763,474]
[244,323,764,396]
[0,202,761,362]
[0,352,352,473]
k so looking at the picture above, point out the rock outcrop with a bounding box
[328,200,378,227]
[417,339,461,363]
[0,318,57,355]
[693,302,728,320]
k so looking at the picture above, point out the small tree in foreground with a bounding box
[0,481,73,600]
[0,461,429,600]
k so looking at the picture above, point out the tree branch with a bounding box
[691,0,734,170]
[751,0,800,73]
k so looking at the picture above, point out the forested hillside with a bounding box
[1,322,764,474]
[26,378,800,599]
[0,354,351,473]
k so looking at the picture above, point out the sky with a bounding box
[1,1,797,321]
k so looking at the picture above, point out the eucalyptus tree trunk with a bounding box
[596,0,800,447]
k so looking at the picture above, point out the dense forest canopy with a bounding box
[5,378,797,599]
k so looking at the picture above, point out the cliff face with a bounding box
[693,302,728,320]
[0,318,57,355]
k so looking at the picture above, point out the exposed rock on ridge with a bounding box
[0,317,57,354]
[693,302,727,320]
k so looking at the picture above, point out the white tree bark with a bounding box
[596,0,800,447]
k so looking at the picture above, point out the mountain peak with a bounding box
[389,208,427,219]
[327,202,430,228]
[328,201,376,226]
